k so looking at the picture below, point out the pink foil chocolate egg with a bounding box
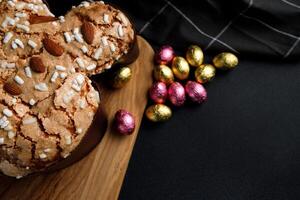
[114,109,135,135]
[155,45,175,65]
[168,82,186,106]
[149,82,168,103]
[185,81,207,103]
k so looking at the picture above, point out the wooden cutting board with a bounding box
[0,36,154,200]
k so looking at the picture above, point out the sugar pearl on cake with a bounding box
[86,64,96,71]
[3,32,13,44]
[29,99,36,106]
[11,41,18,49]
[70,67,76,74]
[79,99,86,109]
[81,45,88,54]
[28,40,37,49]
[7,1,15,7]
[3,108,13,117]
[63,90,75,104]
[105,64,112,69]
[73,27,79,34]
[0,119,9,129]
[24,21,30,26]
[64,32,72,43]
[39,153,47,159]
[24,67,32,78]
[7,131,16,139]
[95,91,100,103]
[0,116,8,127]
[14,75,24,85]
[23,117,37,125]
[7,17,15,26]
[0,138,4,144]
[74,34,83,43]
[62,153,70,158]
[14,39,24,48]
[101,37,108,46]
[81,1,90,7]
[15,12,27,18]
[51,71,59,82]
[118,13,128,26]
[75,58,85,69]
[103,14,109,23]
[65,135,72,145]
[117,25,124,37]
[110,43,116,52]
[76,74,85,85]
[55,65,66,71]
[16,24,30,32]
[74,30,84,43]
[11,98,17,105]
[76,128,83,134]
[60,72,67,79]
[93,47,103,60]
[58,16,65,23]
[72,84,81,92]
[44,148,51,153]
[1,17,14,28]
[34,83,48,92]
[6,63,15,69]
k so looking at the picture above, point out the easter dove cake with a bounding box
[0,0,136,178]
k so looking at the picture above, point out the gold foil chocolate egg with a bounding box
[112,66,132,88]
[195,64,216,84]
[213,52,238,70]
[145,104,172,122]
[171,56,190,80]
[153,65,174,85]
[186,45,204,67]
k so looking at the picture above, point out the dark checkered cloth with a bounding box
[50,0,300,60]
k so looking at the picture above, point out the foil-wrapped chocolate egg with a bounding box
[168,82,186,106]
[195,64,216,84]
[112,66,132,88]
[145,104,172,122]
[155,45,175,65]
[213,52,238,70]
[149,82,168,104]
[185,81,207,103]
[153,64,174,85]
[114,109,135,135]
[186,45,204,67]
[171,56,190,80]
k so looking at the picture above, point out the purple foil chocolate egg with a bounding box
[155,45,175,65]
[185,81,207,103]
[168,82,186,106]
[149,82,168,104]
[114,109,135,135]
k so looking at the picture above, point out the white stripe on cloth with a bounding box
[165,0,238,53]
[205,0,253,50]
[241,14,299,39]
[281,0,300,9]
[139,3,169,34]
[284,37,300,58]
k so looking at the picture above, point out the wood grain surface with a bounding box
[0,36,154,200]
